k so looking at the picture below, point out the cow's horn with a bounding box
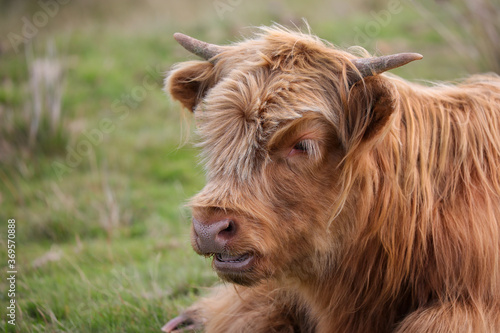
[351,52,423,81]
[173,33,225,61]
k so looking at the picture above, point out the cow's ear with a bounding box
[341,76,398,150]
[166,61,214,112]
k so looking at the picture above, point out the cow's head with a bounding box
[166,27,421,286]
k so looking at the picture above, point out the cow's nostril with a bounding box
[217,220,236,239]
[192,218,238,254]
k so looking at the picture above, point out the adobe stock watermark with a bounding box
[214,0,243,20]
[51,65,162,180]
[6,219,17,326]
[7,0,72,54]
[353,0,403,46]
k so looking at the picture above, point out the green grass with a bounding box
[12,238,216,332]
[0,0,496,331]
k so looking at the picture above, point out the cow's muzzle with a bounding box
[192,218,236,253]
[192,217,254,273]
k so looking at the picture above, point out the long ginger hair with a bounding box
[167,26,500,332]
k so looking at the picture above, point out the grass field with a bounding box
[0,0,498,332]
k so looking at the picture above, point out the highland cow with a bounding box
[163,27,500,332]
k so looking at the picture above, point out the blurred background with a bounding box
[0,0,499,331]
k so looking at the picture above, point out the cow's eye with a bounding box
[287,139,321,160]
[293,141,308,152]
[288,140,310,157]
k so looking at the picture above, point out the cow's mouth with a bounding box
[213,252,254,272]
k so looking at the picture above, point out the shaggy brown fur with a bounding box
[164,26,500,332]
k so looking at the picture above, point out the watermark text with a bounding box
[7,0,72,53]
[6,219,17,326]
